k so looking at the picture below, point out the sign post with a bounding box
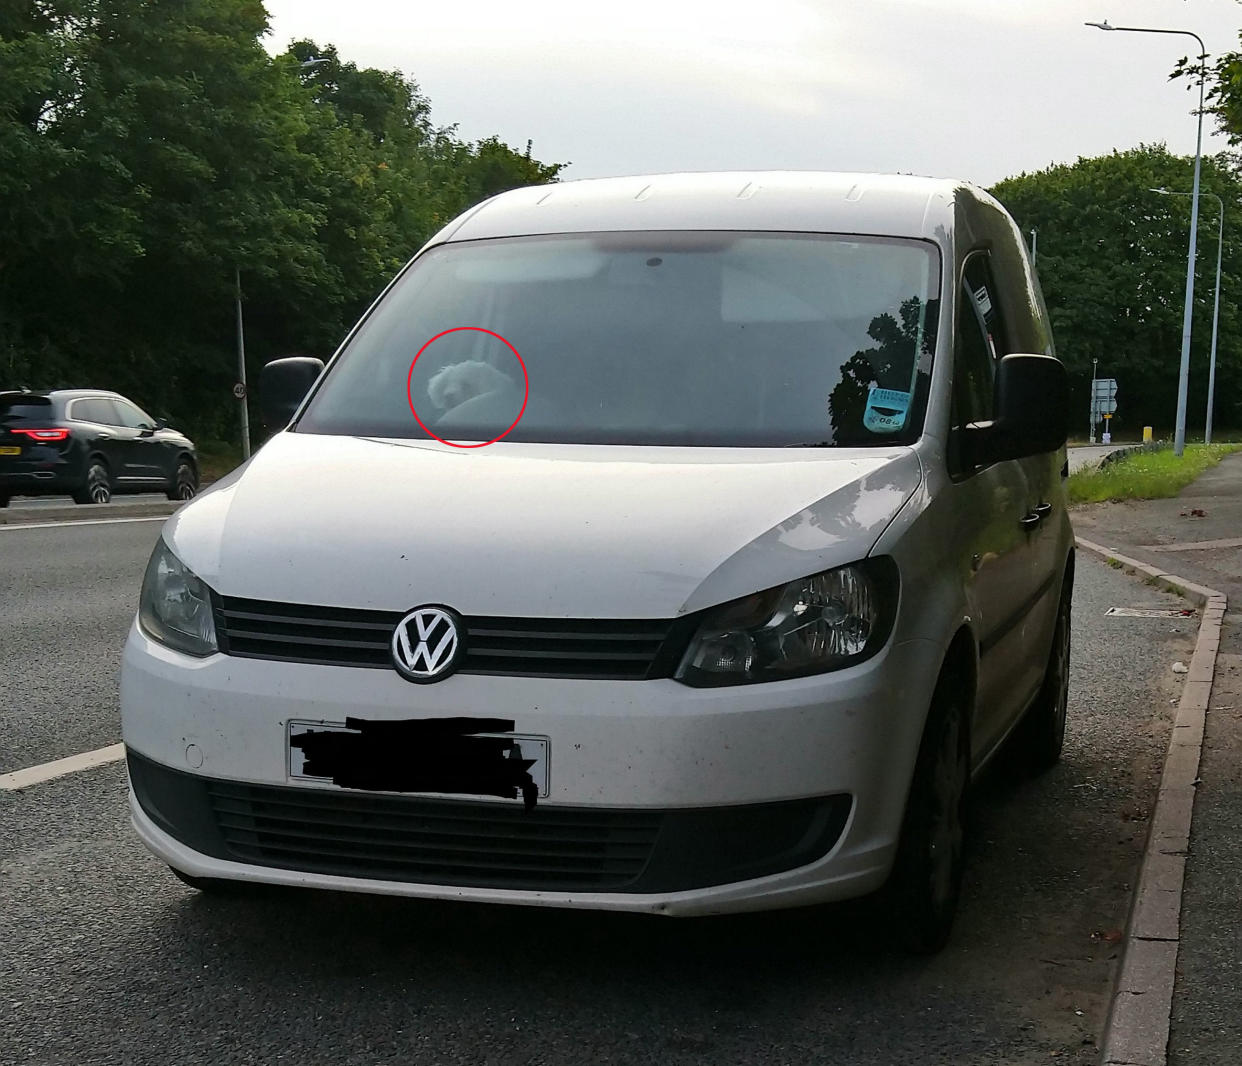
[1091,377,1118,444]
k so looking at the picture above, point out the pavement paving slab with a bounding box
[1073,452,1242,1066]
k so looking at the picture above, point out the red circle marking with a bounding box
[406,327,529,448]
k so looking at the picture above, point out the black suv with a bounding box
[0,389,198,507]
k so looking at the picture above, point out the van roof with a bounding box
[442,171,978,245]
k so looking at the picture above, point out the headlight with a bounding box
[138,539,218,656]
[675,558,898,687]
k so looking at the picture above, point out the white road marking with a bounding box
[0,743,126,791]
[0,516,166,532]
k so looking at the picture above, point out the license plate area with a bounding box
[286,719,551,803]
[0,446,21,456]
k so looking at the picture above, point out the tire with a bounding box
[166,459,198,502]
[0,493,9,508]
[1013,578,1072,774]
[72,460,112,505]
[885,663,971,955]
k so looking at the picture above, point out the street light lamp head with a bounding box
[1085,19,1115,31]
[299,57,331,69]
[1149,187,1170,194]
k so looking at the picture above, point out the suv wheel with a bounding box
[1013,578,1072,774]
[73,460,112,505]
[885,663,970,954]
[167,460,197,501]
[0,493,9,509]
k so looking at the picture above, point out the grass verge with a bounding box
[1067,443,1242,505]
[196,440,244,484]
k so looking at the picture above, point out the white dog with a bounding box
[427,359,515,411]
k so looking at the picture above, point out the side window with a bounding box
[113,399,154,430]
[74,398,119,425]
[951,254,1012,432]
[963,255,1010,362]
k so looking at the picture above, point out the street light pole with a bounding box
[1207,202,1222,444]
[223,57,328,463]
[235,266,251,460]
[1090,357,1098,443]
[1150,187,1224,444]
[1087,19,1207,456]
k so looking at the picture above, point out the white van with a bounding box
[121,172,1072,953]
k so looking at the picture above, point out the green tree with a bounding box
[0,4,563,447]
[991,145,1242,435]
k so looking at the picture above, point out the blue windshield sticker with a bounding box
[863,387,912,434]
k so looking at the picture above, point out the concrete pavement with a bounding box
[1073,452,1242,1066]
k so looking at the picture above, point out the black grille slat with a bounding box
[221,846,633,886]
[220,835,646,875]
[214,817,654,862]
[222,629,391,651]
[468,627,669,642]
[206,782,661,890]
[221,609,395,633]
[210,799,658,844]
[214,595,692,680]
[463,646,655,662]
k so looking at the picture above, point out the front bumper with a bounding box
[121,620,945,914]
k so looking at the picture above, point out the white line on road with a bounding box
[0,743,126,791]
[0,516,166,532]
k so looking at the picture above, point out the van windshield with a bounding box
[297,231,941,447]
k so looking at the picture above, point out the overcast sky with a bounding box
[263,0,1242,188]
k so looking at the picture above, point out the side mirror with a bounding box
[154,418,168,432]
[260,356,325,431]
[961,354,1069,467]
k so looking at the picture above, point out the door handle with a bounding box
[1019,513,1041,531]
[1034,502,1052,518]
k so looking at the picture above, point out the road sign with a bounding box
[1092,378,1117,415]
[232,382,247,400]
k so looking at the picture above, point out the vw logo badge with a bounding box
[391,606,463,683]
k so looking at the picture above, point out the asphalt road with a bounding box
[0,518,1198,1065]
[6,491,169,509]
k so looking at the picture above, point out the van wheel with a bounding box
[0,493,9,508]
[72,460,111,504]
[1014,581,1071,774]
[885,664,970,954]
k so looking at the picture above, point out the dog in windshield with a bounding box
[428,360,516,412]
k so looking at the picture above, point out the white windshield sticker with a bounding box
[863,387,912,434]
[973,284,993,316]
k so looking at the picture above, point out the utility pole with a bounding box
[1089,358,1098,444]
[235,266,251,460]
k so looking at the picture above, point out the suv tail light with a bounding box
[10,428,70,442]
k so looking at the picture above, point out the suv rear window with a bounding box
[0,397,55,423]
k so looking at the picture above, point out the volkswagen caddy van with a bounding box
[121,172,1071,953]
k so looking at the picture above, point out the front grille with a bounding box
[214,596,692,680]
[208,780,662,891]
[129,751,854,895]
